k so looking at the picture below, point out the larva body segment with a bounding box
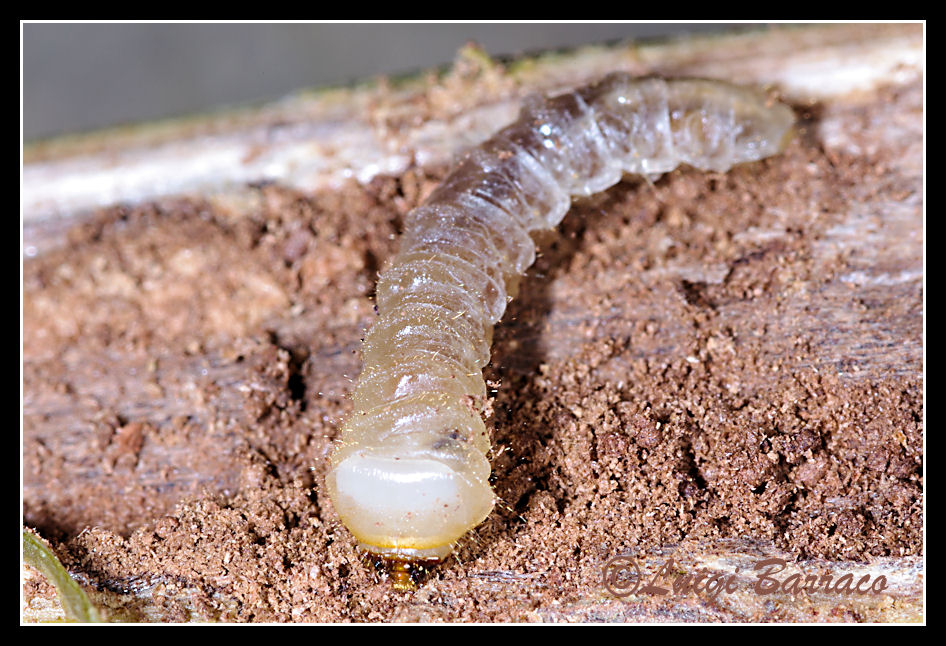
[326,73,794,566]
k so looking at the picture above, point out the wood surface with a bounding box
[22,23,924,623]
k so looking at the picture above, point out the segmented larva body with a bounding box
[326,73,794,566]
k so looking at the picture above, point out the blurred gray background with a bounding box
[23,23,749,142]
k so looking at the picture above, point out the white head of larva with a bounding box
[326,385,495,567]
[327,440,494,562]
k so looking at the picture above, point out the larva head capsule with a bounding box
[364,551,446,591]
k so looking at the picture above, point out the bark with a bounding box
[22,23,924,623]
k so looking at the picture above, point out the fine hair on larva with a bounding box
[325,72,794,584]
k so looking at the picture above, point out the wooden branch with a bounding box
[22,24,924,623]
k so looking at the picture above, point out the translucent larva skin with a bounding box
[326,73,794,562]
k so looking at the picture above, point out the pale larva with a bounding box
[326,73,794,585]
